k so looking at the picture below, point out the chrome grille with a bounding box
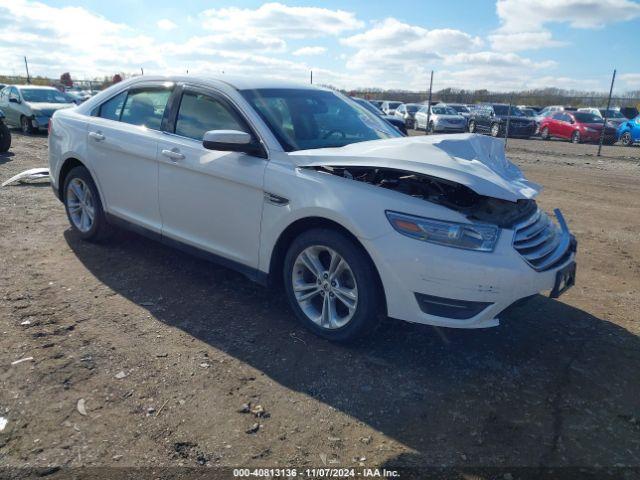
[513,209,572,271]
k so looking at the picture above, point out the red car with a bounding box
[539,111,617,144]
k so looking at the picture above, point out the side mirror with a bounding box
[202,130,262,156]
[9,97,20,104]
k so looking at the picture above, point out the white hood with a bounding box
[290,133,540,202]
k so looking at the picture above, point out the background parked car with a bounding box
[393,103,420,129]
[444,103,471,126]
[539,111,617,144]
[381,100,402,115]
[369,99,384,111]
[467,104,536,138]
[519,107,537,118]
[0,85,74,134]
[620,106,639,119]
[351,97,407,134]
[616,114,640,146]
[414,104,466,133]
[0,108,11,152]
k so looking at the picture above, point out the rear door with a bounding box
[548,112,564,137]
[86,83,173,233]
[476,106,491,132]
[157,84,268,268]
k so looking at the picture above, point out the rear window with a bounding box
[120,89,171,130]
[98,91,127,121]
[574,112,602,123]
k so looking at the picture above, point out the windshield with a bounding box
[20,88,71,104]
[600,110,624,118]
[493,105,524,116]
[352,98,382,117]
[405,104,420,113]
[520,109,535,117]
[432,106,458,115]
[449,105,470,113]
[241,88,401,152]
[388,102,401,108]
[574,112,602,123]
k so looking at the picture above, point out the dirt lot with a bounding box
[1,131,639,476]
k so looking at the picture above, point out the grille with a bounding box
[513,209,572,271]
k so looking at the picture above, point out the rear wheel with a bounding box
[540,127,550,140]
[63,166,112,242]
[468,120,476,133]
[621,132,633,147]
[283,229,381,342]
[428,121,434,133]
[571,130,581,144]
[20,115,35,135]
[0,122,10,152]
[490,123,501,137]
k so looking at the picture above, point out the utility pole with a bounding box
[504,92,514,148]
[310,70,313,85]
[140,67,144,76]
[24,56,31,84]
[425,70,433,135]
[597,69,616,157]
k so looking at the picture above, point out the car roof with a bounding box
[118,75,323,92]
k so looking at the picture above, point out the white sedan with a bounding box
[48,76,577,342]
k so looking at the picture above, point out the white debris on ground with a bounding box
[0,417,7,432]
[1,168,49,187]
[11,357,34,366]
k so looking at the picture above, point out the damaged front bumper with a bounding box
[361,208,577,329]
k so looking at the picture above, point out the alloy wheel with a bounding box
[291,245,358,330]
[21,117,31,134]
[491,123,500,137]
[572,131,580,144]
[468,121,475,133]
[622,132,632,146]
[66,178,95,233]
[541,127,549,140]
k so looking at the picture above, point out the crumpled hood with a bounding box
[290,133,540,202]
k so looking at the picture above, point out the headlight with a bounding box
[386,211,500,252]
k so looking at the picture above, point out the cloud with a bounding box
[292,46,327,56]
[491,0,640,52]
[157,19,177,31]
[496,0,640,31]
[443,51,556,69]
[201,3,363,38]
[619,73,640,88]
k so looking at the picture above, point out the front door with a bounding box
[158,86,267,268]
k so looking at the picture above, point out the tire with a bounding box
[63,166,112,242]
[490,123,501,137]
[540,127,550,140]
[414,119,422,131]
[468,120,476,133]
[428,121,434,134]
[0,122,10,152]
[283,228,382,342]
[621,132,633,147]
[571,130,581,144]
[20,115,35,135]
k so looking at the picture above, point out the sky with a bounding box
[1,0,639,92]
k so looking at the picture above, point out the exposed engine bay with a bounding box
[309,166,536,227]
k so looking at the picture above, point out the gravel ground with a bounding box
[0,130,639,476]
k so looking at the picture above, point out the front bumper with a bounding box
[31,115,51,129]
[362,211,576,329]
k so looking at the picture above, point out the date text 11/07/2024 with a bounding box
[232,468,400,477]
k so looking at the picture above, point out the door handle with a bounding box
[88,131,105,141]
[161,149,185,161]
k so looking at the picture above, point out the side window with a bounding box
[10,87,19,101]
[98,91,127,121]
[552,112,563,120]
[120,88,171,130]
[174,91,247,141]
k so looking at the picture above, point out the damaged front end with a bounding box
[306,165,537,228]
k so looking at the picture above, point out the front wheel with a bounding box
[621,132,633,146]
[63,166,112,242]
[20,116,35,135]
[0,122,10,152]
[571,130,581,144]
[468,120,476,133]
[540,127,550,140]
[490,123,501,137]
[283,229,382,342]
